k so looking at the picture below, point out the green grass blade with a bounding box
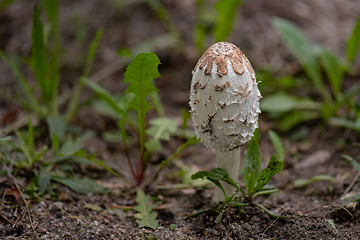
[42,0,61,115]
[194,0,207,53]
[260,93,322,113]
[32,6,49,102]
[329,117,360,132]
[268,130,285,161]
[213,0,242,42]
[0,52,42,114]
[346,14,360,63]
[294,174,335,188]
[343,155,360,173]
[65,29,103,121]
[255,203,286,219]
[273,18,332,103]
[319,48,344,100]
[279,110,321,131]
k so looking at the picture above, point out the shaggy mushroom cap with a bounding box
[189,42,261,151]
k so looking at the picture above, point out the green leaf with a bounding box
[279,110,320,131]
[329,117,360,132]
[261,93,322,113]
[253,154,283,194]
[38,172,51,195]
[319,48,344,100]
[0,136,13,142]
[150,92,165,117]
[191,168,237,198]
[214,209,225,224]
[52,176,108,194]
[124,53,160,112]
[84,203,103,211]
[273,18,331,103]
[268,130,285,161]
[343,155,360,174]
[145,117,177,152]
[213,0,242,42]
[254,203,286,219]
[134,188,158,230]
[192,168,237,187]
[123,52,161,152]
[243,136,261,195]
[46,116,66,145]
[294,174,335,188]
[117,48,132,58]
[346,15,360,63]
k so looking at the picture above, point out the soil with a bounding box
[1,0,360,239]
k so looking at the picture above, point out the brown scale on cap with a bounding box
[194,42,255,77]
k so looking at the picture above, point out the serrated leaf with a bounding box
[123,52,160,113]
[52,176,108,194]
[268,130,285,161]
[123,52,161,151]
[134,188,158,230]
[347,15,360,63]
[145,117,177,152]
[253,154,283,194]
[244,136,261,195]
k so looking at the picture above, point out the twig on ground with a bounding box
[0,212,14,225]
[338,172,360,200]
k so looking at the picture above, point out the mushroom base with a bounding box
[213,147,241,202]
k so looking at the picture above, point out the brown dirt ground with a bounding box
[1,0,360,239]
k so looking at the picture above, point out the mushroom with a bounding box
[189,42,261,202]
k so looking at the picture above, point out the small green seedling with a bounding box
[86,52,198,185]
[191,131,284,222]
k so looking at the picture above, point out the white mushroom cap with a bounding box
[189,42,261,151]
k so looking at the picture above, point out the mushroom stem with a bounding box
[214,147,241,202]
